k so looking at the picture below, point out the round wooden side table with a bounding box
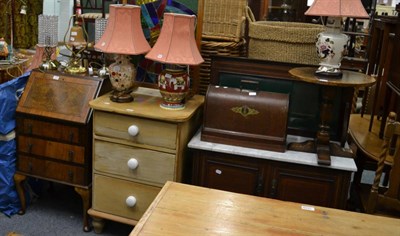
[288,67,376,165]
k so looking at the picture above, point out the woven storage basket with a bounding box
[248,12,324,65]
[202,0,247,42]
[199,39,247,95]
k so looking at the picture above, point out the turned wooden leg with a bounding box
[75,187,92,232]
[91,214,106,234]
[13,173,27,215]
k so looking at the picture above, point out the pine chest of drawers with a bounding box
[14,70,111,232]
[87,88,203,233]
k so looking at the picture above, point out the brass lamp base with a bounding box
[64,66,87,74]
[40,60,60,70]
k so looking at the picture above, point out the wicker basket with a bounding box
[247,9,324,65]
[199,39,247,95]
[202,0,247,42]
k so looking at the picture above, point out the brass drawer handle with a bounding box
[27,143,33,153]
[27,123,32,135]
[68,170,74,181]
[68,150,74,162]
[69,131,74,143]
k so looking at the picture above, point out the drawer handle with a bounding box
[127,158,139,170]
[126,196,137,207]
[27,143,33,153]
[128,125,139,137]
[68,170,74,181]
[68,150,74,162]
[69,131,74,143]
[27,124,32,134]
[28,162,33,172]
[215,169,222,175]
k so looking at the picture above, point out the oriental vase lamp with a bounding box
[94,4,151,103]
[305,0,369,77]
[145,13,204,110]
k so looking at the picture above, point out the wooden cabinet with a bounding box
[190,132,356,209]
[14,70,111,232]
[87,88,203,233]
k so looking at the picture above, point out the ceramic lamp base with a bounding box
[108,54,137,103]
[158,66,190,110]
[315,17,349,79]
[110,91,134,103]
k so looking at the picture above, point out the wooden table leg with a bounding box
[75,187,92,232]
[13,173,27,215]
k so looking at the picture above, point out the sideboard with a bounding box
[189,130,357,209]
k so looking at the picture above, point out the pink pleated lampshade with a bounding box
[94,4,150,55]
[305,0,369,18]
[145,13,204,66]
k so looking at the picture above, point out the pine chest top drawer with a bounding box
[16,117,81,144]
[93,111,177,150]
[94,140,175,186]
[17,155,89,185]
[17,136,85,164]
[92,174,160,220]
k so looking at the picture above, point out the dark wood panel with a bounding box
[192,148,352,209]
[17,155,88,185]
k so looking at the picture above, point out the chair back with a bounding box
[366,112,400,213]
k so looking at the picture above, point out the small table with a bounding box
[288,67,375,165]
[0,59,27,84]
[130,181,400,236]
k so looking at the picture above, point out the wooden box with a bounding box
[201,85,289,152]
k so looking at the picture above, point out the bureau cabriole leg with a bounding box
[75,187,92,232]
[13,173,27,215]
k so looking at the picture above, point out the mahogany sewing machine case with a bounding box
[201,84,290,152]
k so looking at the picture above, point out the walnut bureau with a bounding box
[87,88,203,233]
[14,70,111,232]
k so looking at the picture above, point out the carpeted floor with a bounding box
[0,180,133,236]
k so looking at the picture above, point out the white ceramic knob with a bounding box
[126,196,137,207]
[128,125,139,136]
[127,158,139,170]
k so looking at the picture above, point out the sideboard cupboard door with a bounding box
[265,162,352,209]
[192,151,264,196]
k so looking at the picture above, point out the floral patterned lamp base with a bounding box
[158,66,190,110]
[315,17,349,78]
[109,55,137,103]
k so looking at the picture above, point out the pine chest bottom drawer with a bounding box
[92,174,160,220]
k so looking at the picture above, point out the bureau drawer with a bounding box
[92,174,160,220]
[17,117,81,144]
[18,136,85,164]
[93,111,177,149]
[94,140,175,185]
[17,155,88,185]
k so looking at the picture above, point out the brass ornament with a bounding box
[231,105,259,118]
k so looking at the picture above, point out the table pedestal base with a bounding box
[288,140,353,165]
